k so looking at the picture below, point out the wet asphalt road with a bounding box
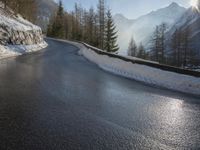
[0,39,200,150]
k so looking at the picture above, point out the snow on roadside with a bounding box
[46,38,200,96]
[0,41,47,60]
[79,45,200,96]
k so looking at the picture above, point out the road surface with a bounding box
[0,39,200,150]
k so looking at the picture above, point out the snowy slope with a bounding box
[166,7,200,38]
[114,2,186,55]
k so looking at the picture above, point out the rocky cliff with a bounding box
[0,2,47,59]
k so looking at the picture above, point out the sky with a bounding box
[56,0,191,19]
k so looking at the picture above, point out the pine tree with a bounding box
[47,0,65,38]
[104,9,119,53]
[64,12,69,39]
[74,3,83,40]
[128,37,137,57]
[88,7,96,45]
[93,13,100,47]
[82,7,97,45]
[171,29,181,66]
[159,23,167,63]
[97,0,105,49]
[45,0,118,50]
[151,23,167,63]
[182,28,190,67]
[137,43,146,59]
[151,26,160,61]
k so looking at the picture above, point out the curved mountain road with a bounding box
[0,39,199,150]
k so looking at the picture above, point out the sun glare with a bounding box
[190,0,198,9]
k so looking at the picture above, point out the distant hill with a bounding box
[114,2,186,55]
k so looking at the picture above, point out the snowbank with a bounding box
[78,44,200,96]
[0,14,40,31]
[0,41,47,60]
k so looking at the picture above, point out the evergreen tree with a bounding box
[64,12,69,39]
[128,37,137,57]
[48,0,65,38]
[171,28,191,67]
[182,28,190,67]
[46,0,118,50]
[151,23,167,63]
[104,9,119,53]
[88,7,96,45]
[152,26,160,61]
[93,13,100,47]
[97,0,105,49]
[171,29,181,66]
[74,3,83,40]
[137,43,146,59]
[57,0,64,17]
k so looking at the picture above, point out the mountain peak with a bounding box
[168,2,179,8]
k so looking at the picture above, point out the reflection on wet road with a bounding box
[0,39,199,150]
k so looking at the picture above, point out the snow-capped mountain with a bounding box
[114,2,186,55]
[114,14,135,31]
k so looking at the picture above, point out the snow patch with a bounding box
[0,41,48,60]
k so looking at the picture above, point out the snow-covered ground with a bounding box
[0,41,47,60]
[78,44,200,96]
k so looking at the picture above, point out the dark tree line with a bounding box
[150,23,195,68]
[170,28,197,67]
[47,0,119,53]
[151,23,167,63]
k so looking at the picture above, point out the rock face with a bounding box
[0,25,43,45]
[0,3,45,46]
[0,2,47,60]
